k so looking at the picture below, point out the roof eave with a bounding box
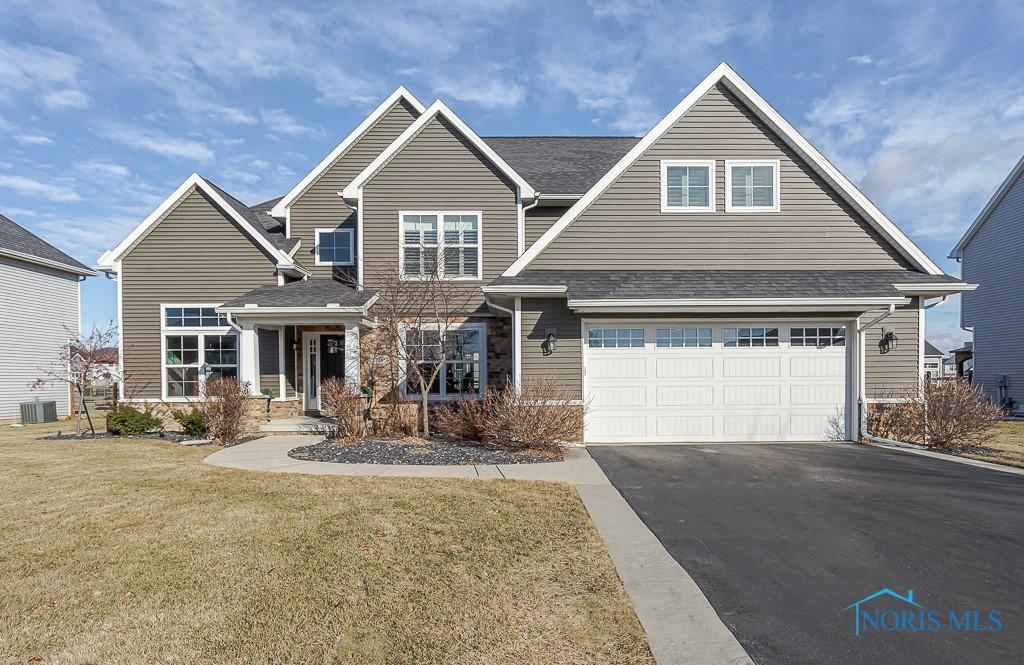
[0,247,96,276]
[567,296,909,314]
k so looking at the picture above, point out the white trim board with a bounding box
[568,296,909,314]
[504,62,943,277]
[98,174,292,270]
[341,100,536,203]
[0,247,95,276]
[950,153,1024,259]
[270,86,426,219]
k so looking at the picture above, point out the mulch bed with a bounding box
[39,430,193,442]
[288,437,562,465]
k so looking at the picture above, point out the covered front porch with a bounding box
[218,280,376,418]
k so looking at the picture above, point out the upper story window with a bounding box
[314,228,354,266]
[660,160,715,212]
[725,160,780,212]
[400,211,481,280]
[164,306,227,328]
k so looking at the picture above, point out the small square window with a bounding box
[316,228,354,266]
[661,161,715,212]
[726,161,779,212]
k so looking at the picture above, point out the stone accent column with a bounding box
[344,323,361,391]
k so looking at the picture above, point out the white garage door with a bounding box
[583,322,849,443]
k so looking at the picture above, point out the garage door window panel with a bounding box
[724,327,779,348]
[588,328,645,348]
[791,327,845,347]
[656,327,712,348]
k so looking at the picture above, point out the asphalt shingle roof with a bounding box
[490,270,965,300]
[201,179,298,254]
[222,279,375,309]
[483,136,639,195]
[0,212,94,274]
[924,341,944,356]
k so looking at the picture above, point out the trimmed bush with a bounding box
[170,407,208,438]
[106,405,162,436]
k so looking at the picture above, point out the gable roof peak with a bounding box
[950,152,1024,259]
[270,85,426,217]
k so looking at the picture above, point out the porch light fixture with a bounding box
[542,330,558,356]
[878,328,899,354]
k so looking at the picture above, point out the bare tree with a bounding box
[33,321,119,436]
[366,261,477,438]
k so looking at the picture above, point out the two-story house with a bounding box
[950,153,1024,412]
[97,63,970,443]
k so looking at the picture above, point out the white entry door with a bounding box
[583,322,849,443]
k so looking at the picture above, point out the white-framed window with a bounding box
[660,160,715,212]
[314,227,354,266]
[656,327,712,348]
[160,304,238,400]
[588,328,645,348]
[725,160,780,212]
[399,211,482,280]
[723,327,779,347]
[401,322,487,400]
[790,327,846,347]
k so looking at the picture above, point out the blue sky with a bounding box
[2,0,1023,352]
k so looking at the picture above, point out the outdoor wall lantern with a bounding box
[878,328,899,354]
[542,330,558,356]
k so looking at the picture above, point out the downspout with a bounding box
[857,304,897,445]
[519,193,541,256]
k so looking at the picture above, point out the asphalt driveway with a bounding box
[590,443,1024,665]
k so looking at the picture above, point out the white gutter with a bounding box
[569,296,908,314]
[482,284,568,296]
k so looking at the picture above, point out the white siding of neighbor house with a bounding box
[0,256,79,419]
[961,167,1024,406]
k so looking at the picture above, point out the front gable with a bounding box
[525,83,911,271]
[289,97,422,279]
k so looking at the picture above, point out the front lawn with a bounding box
[961,420,1024,469]
[0,421,652,664]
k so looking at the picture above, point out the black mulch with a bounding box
[288,438,562,465]
[37,431,214,444]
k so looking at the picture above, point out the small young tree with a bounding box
[33,321,120,436]
[366,260,476,438]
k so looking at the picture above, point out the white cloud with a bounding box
[432,67,527,109]
[0,42,91,111]
[0,174,82,202]
[847,54,873,65]
[105,125,215,163]
[42,88,91,110]
[75,160,131,178]
[259,108,319,137]
[13,133,55,146]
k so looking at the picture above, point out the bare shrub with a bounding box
[198,378,251,445]
[824,408,847,441]
[433,398,487,443]
[866,389,922,444]
[916,379,1002,450]
[318,377,365,441]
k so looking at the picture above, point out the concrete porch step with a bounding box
[260,416,334,434]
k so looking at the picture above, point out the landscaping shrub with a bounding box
[170,407,208,438]
[865,391,921,444]
[434,378,583,451]
[106,405,162,436]
[318,377,366,440]
[198,378,250,445]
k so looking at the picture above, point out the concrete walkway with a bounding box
[204,436,752,665]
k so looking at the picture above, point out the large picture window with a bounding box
[403,324,485,399]
[400,211,481,280]
[161,305,238,399]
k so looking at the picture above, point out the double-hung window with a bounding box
[725,160,780,212]
[403,324,485,399]
[661,160,715,212]
[400,211,481,280]
[162,305,238,399]
[314,227,354,266]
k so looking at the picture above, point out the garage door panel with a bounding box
[656,357,714,378]
[584,321,848,443]
[656,385,714,407]
[723,385,781,406]
[723,356,780,378]
[656,415,714,437]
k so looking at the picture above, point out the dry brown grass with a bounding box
[961,420,1024,469]
[0,420,652,665]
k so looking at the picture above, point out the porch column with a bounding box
[344,323,360,390]
[239,321,259,393]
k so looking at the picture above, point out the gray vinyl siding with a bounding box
[0,256,78,419]
[289,99,420,280]
[961,169,1024,405]
[863,299,920,397]
[362,115,520,311]
[525,206,569,248]
[530,84,911,271]
[258,328,280,398]
[121,188,279,399]
[520,298,582,398]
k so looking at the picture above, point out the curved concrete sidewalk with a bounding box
[203,436,752,665]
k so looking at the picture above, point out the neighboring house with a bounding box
[951,153,1024,411]
[949,342,974,380]
[923,341,945,379]
[0,213,96,420]
[97,63,971,443]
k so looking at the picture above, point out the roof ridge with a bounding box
[483,135,639,139]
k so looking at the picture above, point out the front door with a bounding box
[303,333,345,411]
